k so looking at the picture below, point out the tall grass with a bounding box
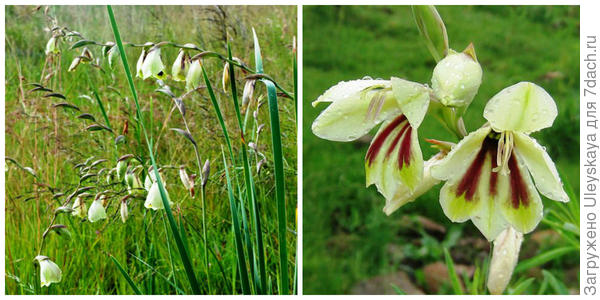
[5,5,296,295]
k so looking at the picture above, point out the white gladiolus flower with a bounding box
[35,256,62,287]
[144,174,153,192]
[71,196,86,218]
[142,47,166,80]
[145,182,173,210]
[120,201,129,223]
[487,227,523,294]
[116,160,127,182]
[88,196,107,223]
[186,59,203,91]
[172,49,188,82]
[45,36,59,55]
[136,49,146,78]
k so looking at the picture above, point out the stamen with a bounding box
[493,131,514,175]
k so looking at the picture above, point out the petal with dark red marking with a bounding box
[365,114,424,201]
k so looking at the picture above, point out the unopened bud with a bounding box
[120,199,128,223]
[186,59,203,91]
[202,159,210,188]
[107,45,119,69]
[68,57,81,72]
[487,227,523,295]
[431,44,482,108]
[45,36,59,56]
[172,49,188,82]
[257,158,266,174]
[241,80,256,113]
[116,160,127,182]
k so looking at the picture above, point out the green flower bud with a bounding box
[45,36,60,56]
[116,160,127,182]
[431,44,482,108]
[107,45,119,69]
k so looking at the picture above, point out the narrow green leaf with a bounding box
[508,277,535,295]
[110,255,142,295]
[443,247,464,295]
[541,270,568,295]
[514,246,576,274]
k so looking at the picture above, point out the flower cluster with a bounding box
[311,6,569,294]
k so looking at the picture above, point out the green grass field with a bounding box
[5,5,297,295]
[303,5,579,295]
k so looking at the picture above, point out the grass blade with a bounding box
[514,246,576,274]
[443,247,464,295]
[107,5,200,294]
[109,255,142,295]
[541,270,568,294]
[253,30,288,295]
[222,149,251,294]
[508,277,535,295]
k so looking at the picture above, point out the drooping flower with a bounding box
[125,170,143,195]
[45,36,60,56]
[116,160,127,182]
[145,182,173,210]
[107,45,119,69]
[88,195,107,223]
[487,226,523,295]
[186,59,203,91]
[136,48,147,78]
[35,256,62,287]
[179,166,195,197]
[172,49,189,82]
[430,82,569,240]
[222,62,230,92]
[141,46,166,80]
[71,196,86,218]
[120,200,129,223]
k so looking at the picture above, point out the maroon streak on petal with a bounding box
[507,153,529,209]
[456,137,498,201]
[366,114,407,165]
[398,127,413,168]
[385,121,410,159]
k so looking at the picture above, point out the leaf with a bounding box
[514,247,576,274]
[109,255,142,295]
[79,173,97,183]
[28,86,53,93]
[43,93,66,99]
[170,128,196,146]
[77,113,96,122]
[541,270,568,294]
[155,86,175,98]
[443,247,464,294]
[70,39,96,49]
[90,159,108,168]
[508,277,535,295]
[52,102,80,111]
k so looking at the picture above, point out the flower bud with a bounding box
[71,196,87,218]
[172,49,188,82]
[120,200,128,223]
[35,256,62,287]
[68,57,81,72]
[136,48,147,78]
[179,166,191,190]
[487,226,523,295]
[45,36,60,56]
[144,182,173,210]
[242,80,256,112]
[107,45,119,69]
[186,59,203,91]
[116,160,127,182]
[222,62,230,92]
[202,159,210,188]
[431,44,482,108]
[125,170,142,195]
[88,195,107,223]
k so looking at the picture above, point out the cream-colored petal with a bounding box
[365,115,424,201]
[142,48,166,80]
[497,152,544,234]
[312,80,400,141]
[431,126,491,181]
[513,132,569,202]
[390,77,430,128]
[483,82,557,134]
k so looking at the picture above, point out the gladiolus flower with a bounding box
[120,200,129,223]
[186,59,203,91]
[107,45,119,69]
[241,79,256,112]
[116,160,127,182]
[222,62,230,92]
[312,77,432,211]
[487,226,523,294]
[172,49,189,82]
[136,48,147,78]
[142,47,166,80]
[88,196,107,223]
[35,256,62,287]
[145,182,173,210]
[45,36,59,56]
[430,82,569,240]
[71,196,86,218]
[179,166,194,197]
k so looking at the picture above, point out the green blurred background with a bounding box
[303,5,579,295]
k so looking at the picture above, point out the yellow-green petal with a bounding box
[390,77,430,128]
[312,79,400,142]
[483,82,557,134]
[513,132,569,202]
